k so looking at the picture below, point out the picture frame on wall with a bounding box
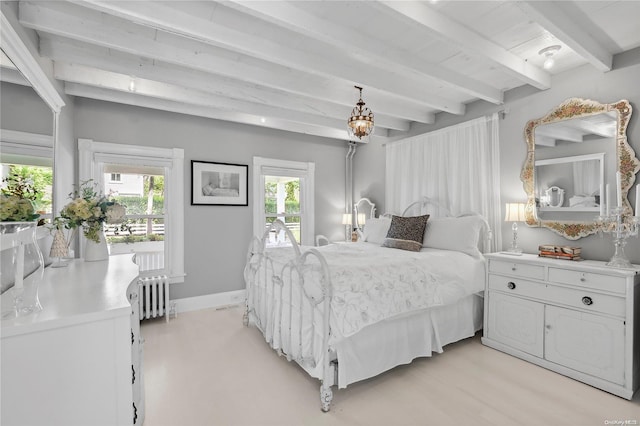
[191,160,248,206]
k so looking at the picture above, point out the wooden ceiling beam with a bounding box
[518,1,612,72]
[56,62,391,137]
[21,2,436,123]
[225,0,503,105]
[65,83,358,141]
[378,1,551,90]
[65,0,464,114]
[41,36,412,131]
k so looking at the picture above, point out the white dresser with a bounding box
[482,253,640,399]
[1,255,143,426]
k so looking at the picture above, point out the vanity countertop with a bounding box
[1,254,139,338]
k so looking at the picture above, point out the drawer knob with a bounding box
[582,296,593,306]
[511,266,516,271]
[507,282,516,290]
[580,276,586,282]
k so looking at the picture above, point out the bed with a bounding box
[243,198,491,411]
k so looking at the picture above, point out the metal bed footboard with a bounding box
[243,220,334,412]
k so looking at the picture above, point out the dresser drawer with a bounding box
[548,268,626,295]
[489,260,545,280]
[488,274,547,300]
[544,285,625,317]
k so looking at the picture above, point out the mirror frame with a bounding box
[521,98,637,240]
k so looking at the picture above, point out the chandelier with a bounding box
[347,86,374,140]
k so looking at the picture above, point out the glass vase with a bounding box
[1,222,44,318]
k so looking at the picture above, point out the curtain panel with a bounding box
[385,114,502,252]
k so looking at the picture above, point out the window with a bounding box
[103,168,165,249]
[109,173,121,182]
[0,130,54,222]
[253,157,314,246]
[79,139,184,282]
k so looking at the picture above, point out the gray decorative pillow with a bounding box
[382,214,430,252]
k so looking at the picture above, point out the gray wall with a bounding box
[73,99,347,299]
[1,82,52,134]
[354,52,640,263]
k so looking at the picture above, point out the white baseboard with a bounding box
[174,289,246,314]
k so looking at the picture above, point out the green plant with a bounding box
[0,173,40,222]
[107,234,164,244]
[3,165,52,213]
[110,195,164,215]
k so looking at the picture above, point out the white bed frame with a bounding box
[244,221,335,410]
[244,198,490,412]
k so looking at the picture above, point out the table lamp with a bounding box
[342,213,352,242]
[504,203,526,255]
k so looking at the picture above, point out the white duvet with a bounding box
[261,242,486,344]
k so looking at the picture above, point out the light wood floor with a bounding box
[142,305,640,426]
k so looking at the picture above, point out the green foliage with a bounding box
[265,182,277,198]
[264,199,300,215]
[285,180,299,202]
[2,165,52,212]
[107,233,165,244]
[111,195,164,215]
[143,175,164,195]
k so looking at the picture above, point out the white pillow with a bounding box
[422,216,483,257]
[363,217,392,244]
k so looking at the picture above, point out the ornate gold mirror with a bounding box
[521,98,637,239]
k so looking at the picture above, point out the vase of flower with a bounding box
[84,229,109,262]
[57,180,127,263]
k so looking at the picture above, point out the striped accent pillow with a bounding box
[382,214,429,252]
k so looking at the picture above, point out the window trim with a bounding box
[78,139,184,282]
[253,157,315,246]
[0,129,54,166]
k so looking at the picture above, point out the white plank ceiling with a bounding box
[3,0,640,143]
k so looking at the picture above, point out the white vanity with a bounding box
[1,255,143,426]
[482,253,640,399]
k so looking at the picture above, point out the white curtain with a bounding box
[573,159,600,196]
[385,114,502,252]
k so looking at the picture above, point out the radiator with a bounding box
[138,275,170,322]
[134,251,165,271]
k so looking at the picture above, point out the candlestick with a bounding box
[606,184,611,216]
[15,243,24,289]
[636,184,640,217]
[616,172,622,208]
[600,184,605,217]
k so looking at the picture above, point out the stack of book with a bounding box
[538,244,582,261]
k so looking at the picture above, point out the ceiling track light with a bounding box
[538,45,561,70]
[347,85,374,141]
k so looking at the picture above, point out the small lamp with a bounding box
[342,213,352,242]
[504,203,526,255]
[357,213,366,229]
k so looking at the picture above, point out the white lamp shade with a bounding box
[341,213,352,225]
[357,213,366,227]
[505,203,526,222]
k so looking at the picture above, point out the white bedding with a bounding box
[263,242,485,344]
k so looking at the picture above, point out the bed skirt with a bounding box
[298,292,483,388]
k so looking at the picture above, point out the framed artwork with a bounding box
[191,160,248,206]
